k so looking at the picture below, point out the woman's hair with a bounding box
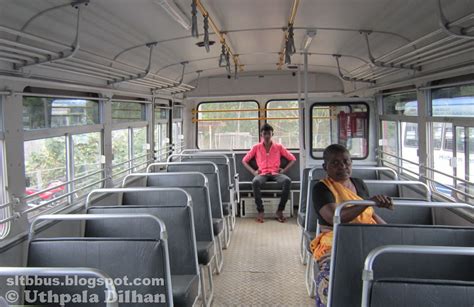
[260,123,274,133]
[323,144,350,163]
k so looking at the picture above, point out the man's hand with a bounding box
[370,195,394,210]
[279,168,285,174]
[253,170,259,176]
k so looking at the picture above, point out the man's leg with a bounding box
[252,175,268,213]
[274,174,292,212]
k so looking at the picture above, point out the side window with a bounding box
[311,103,369,159]
[110,99,149,183]
[22,91,104,217]
[429,80,474,202]
[196,101,259,150]
[112,101,146,123]
[380,91,419,178]
[266,100,299,148]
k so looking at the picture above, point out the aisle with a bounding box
[212,217,314,306]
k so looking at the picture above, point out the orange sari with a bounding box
[310,177,377,260]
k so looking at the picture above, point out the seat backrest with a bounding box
[331,224,474,307]
[121,189,189,208]
[122,185,213,241]
[369,279,474,307]
[178,156,231,203]
[309,167,395,181]
[28,237,170,306]
[166,164,224,219]
[86,206,198,277]
[305,178,320,232]
[365,181,400,198]
[299,168,312,215]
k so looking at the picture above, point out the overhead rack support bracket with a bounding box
[362,31,421,71]
[438,0,474,40]
[333,54,375,84]
[14,0,89,70]
[108,42,157,85]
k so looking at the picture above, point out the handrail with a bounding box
[24,168,105,200]
[422,165,474,186]
[85,187,192,210]
[308,165,399,180]
[380,159,418,176]
[111,153,153,168]
[29,213,167,241]
[378,150,420,166]
[122,172,209,188]
[361,245,474,307]
[22,177,107,214]
[421,176,474,199]
[0,267,118,307]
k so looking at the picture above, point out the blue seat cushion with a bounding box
[171,275,200,307]
[196,241,215,265]
[222,202,231,216]
[213,218,224,236]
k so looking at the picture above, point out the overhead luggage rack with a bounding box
[0,21,194,94]
[342,11,474,83]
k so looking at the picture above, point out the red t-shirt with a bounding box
[243,142,296,175]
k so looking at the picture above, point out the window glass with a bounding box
[112,102,145,123]
[133,127,147,171]
[383,92,418,116]
[380,121,398,166]
[23,97,99,130]
[24,137,67,212]
[197,101,259,149]
[401,122,419,176]
[266,100,299,148]
[73,132,102,200]
[432,83,474,117]
[311,103,369,159]
[431,122,454,197]
[173,122,183,151]
[111,129,130,178]
[173,106,183,119]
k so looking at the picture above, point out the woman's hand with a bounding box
[370,195,394,210]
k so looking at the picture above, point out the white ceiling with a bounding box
[0,0,473,84]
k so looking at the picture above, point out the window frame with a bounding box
[195,100,260,150]
[265,99,300,149]
[309,101,370,160]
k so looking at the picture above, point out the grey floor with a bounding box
[212,217,314,307]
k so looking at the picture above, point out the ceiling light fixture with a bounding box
[155,0,191,30]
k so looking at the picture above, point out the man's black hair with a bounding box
[260,123,274,133]
[323,144,350,163]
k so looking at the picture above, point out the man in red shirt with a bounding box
[242,123,296,223]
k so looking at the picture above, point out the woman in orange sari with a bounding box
[310,144,393,307]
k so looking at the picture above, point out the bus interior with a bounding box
[0,0,473,306]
